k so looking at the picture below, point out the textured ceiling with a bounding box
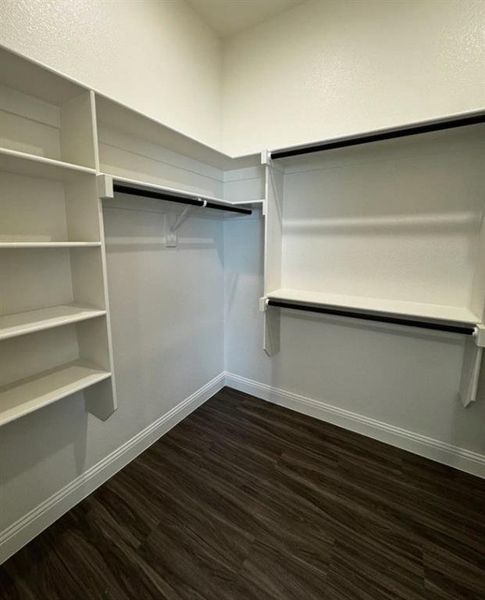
[185,0,305,37]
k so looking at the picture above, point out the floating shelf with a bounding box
[0,305,106,342]
[0,362,111,427]
[0,147,96,181]
[267,288,479,326]
[0,242,102,248]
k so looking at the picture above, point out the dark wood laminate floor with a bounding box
[1,387,485,599]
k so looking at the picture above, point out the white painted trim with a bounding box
[0,372,225,565]
[224,372,485,480]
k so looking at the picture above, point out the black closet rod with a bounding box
[270,112,485,159]
[267,299,476,336]
[113,183,252,215]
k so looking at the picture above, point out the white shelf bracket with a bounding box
[259,296,268,312]
[458,323,484,407]
[170,205,193,233]
[473,323,485,348]
[261,297,280,356]
[96,174,114,199]
[261,149,271,166]
[165,200,205,247]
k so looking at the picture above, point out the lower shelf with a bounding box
[0,305,106,341]
[0,362,111,427]
[267,288,479,326]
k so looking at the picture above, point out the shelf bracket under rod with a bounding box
[170,200,207,233]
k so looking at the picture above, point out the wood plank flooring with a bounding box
[1,386,485,599]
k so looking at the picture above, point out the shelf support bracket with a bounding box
[97,174,114,199]
[260,297,280,356]
[170,205,192,234]
[459,339,482,407]
[261,149,271,166]
[165,200,206,247]
[458,323,485,407]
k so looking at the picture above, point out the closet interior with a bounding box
[0,43,483,426]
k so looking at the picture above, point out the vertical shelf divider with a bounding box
[261,150,283,356]
[82,92,117,420]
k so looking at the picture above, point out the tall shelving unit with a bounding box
[260,115,485,406]
[0,49,116,426]
[0,45,261,427]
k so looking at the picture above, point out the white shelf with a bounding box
[0,242,101,248]
[267,288,479,326]
[0,147,96,181]
[0,305,106,342]
[0,362,111,427]
[96,95,259,170]
[1,45,88,105]
[231,199,265,208]
[111,174,237,208]
[109,175,254,217]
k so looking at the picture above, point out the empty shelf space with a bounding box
[0,147,96,181]
[0,241,101,248]
[0,362,111,427]
[267,288,479,326]
[0,305,106,341]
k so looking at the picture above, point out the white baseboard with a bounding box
[224,371,485,480]
[0,372,225,565]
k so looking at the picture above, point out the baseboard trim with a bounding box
[0,372,225,565]
[224,372,485,480]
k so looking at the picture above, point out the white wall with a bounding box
[222,0,485,155]
[3,0,482,157]
[0,0,222,149]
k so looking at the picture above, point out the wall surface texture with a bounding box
[0,0,222,148]
[2,0,482,156]
[222,0,485,155]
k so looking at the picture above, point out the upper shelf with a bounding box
[107,175,253,217]
[0,147,96,181]
[1,46,88,105]
[270,110,485,160]
[266,288,479,327]
[96,95,259,170]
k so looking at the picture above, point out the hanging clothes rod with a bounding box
[270,112,485,160]
[267,299,476,336]
[113,183,252,215]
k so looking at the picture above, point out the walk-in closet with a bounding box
[0,1,484,598]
